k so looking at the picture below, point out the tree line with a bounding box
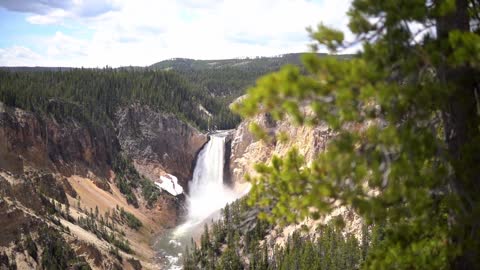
[183,198,378,270]
[0,68,240,130]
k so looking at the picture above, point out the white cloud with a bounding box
[0,35,91,67]
[1,0,354,67]
[46,31,89,58]
[26,9,69,24]
[0,0,69,14]
[23,0,120,25]
[0,0,119,19]
[0,46,46,66]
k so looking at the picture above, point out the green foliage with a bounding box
[150,54,307,100]
[233,0,480,269]
[0,67,239,130]
[184,197,369,269]
[115,176,139,207]
[109,246,123,262]
[24,234,37,262]
[308,24,345,53]
[149,54,356,107]
[0,66,245,207]
[119,207,143,230]
[76,206,134,254]
[270,224,363,270]
[141,177,161,208]
[127,258,142,270]
[38,226,81,270]
[184,198,270,269]
[113,152,159,208]
[218,246,243,270]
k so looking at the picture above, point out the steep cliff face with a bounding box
[229,112,364,242]
[0,169,162,269]
[0,102,207,189]
[230,113,333,187]
[0,102,117,179]
[0,102,208,269]
[116,105,207,189]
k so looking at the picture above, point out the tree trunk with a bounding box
[436,0,480,269]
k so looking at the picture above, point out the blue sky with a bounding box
[0,0,351,67]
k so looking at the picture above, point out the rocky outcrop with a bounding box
[229,112,333,187]
[0,101,210,269]
[0,170,151,269]
[228,110,364,244]
[0,102,117,179]
[0,101,208,191]
[116,105,207,189]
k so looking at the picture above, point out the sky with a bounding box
[0,0,352,67]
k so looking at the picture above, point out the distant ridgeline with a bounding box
[149,53,344,101]
[0,53,352,130]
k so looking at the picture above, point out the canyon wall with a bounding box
[229,113,333,186]
[0,102,117,179]
[116,105,207,189]
[228,111,364,243]
[0,102,207,269]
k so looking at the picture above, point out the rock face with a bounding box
[116,105,207,189]
[1,101,207,193]
[229,113,333,186]
[0,101,209,269]
[0,170,150,270]
[0,102,117,178]
[228,111,364,243]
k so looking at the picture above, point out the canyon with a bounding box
[0,98,364,269]
[0,100,209,269]
[0,54,361,270]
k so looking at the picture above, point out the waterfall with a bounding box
[174,131,237,235]
[187,132,236,222]
[155,131,241,270]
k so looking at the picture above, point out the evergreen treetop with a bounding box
[233,0,480,269]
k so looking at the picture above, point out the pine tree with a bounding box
[201,223,211,251]
[65,203,70,217]
[95,205,99,219]
[234,0,480,269]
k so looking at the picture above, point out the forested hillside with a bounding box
[150,53,307,71]
[0,68,239,130]
[150,53,353,101]
[0,54,328,131]
[183,198,378,270]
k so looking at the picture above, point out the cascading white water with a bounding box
[188,132,236,221]
[154,131,242,270]
[174,131,237,235]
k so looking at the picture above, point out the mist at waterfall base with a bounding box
[154,131,244,269]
